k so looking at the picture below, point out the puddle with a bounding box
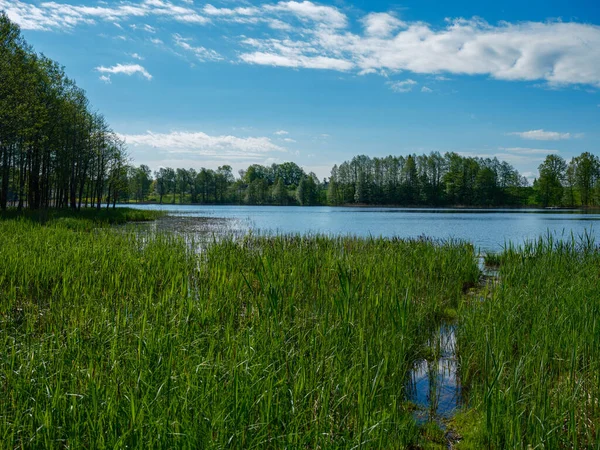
[408,323,460,425]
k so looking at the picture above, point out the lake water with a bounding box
[125,204,600,252]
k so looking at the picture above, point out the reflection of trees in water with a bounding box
[408,324,461,424]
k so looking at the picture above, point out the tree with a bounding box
[297,175,318,206]
[271,177,288,205]
[535,155,567,207]
[572,152,599,206]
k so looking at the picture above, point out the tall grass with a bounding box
[0,219,478,449]
[457,234,600,448]
[0,207,164,229]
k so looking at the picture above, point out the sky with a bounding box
[3,0,600,181]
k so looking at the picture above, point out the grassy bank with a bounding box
[0,207,164,229]
[457,236,600,448]
[0,217,479,448]
[3,214,599,448]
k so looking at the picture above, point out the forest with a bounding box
[2,12,600,211]
[0,13,128,212]
[110,151,600,208]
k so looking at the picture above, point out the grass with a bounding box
[482,252,502,268]
[0,207,164,229]
[457,234,600,448]
[0,218,479,449]
[3,212,599,448]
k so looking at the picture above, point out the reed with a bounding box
[0,219,479,448]
[457,233,600,448]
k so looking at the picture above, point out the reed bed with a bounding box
[0,219,478,449]
[458,234,600,448]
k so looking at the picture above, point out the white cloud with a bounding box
[501,147,560,154]
[362,12,404,37]
[274,130,289,135]
[203,4,260,16]
[264,1,347,29]
[130,53,144,60]
[149,38,163,45]
[236,12,600,88]
[99,74,111,83]
[5,0,600,88]
[508,129,575,140]
[119,130,286,158]
[283,138,297,143]
[241,51,352,71]
[268,19,292,31]
[173,34,222,61]
[96,63,152,80]
[0,0,209,30]
[421,86,433,93]
[389,79,417,93]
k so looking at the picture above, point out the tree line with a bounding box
[0,13,127,211]
[120,151,600,208]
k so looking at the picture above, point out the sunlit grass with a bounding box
[0,219,478,448]
[457,234,600,448]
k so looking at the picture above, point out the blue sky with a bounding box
[3,0,599,181]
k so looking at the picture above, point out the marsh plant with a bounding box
[0,218,478,448]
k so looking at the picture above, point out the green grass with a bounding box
[4,214,598,448]
[457,235,600,448]
[0,219,479,449]
[482,252,502,268]
[0,207,164,230]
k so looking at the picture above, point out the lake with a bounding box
[124,204,600,252]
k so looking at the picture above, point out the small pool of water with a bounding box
[408,324,460,424]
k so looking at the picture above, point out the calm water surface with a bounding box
[125,204,600,251]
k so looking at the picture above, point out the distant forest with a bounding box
[2,13,599,210]
[129,151,600,208]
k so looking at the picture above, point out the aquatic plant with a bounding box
[0,220,478,448]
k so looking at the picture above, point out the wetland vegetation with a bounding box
[1,210,599,448]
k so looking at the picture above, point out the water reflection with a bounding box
[121,205,600,251]
[408,324,460,424]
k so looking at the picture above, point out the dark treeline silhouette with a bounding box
[0,13,127,211]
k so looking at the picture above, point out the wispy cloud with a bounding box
[263,1,347,29]
[173,34,222,61]
[389,79,417,93]
[501,147,560,154]
[508,129,577,141]
[0,0,209,30]
[203,4,260,17]
[274,130,289,135]
[5,0,600,88]
[96,63,152,81]
[119,130,286,159]
[421,86,433,93]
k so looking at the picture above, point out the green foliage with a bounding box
[0,13,127,211]
[0,220,479,448]
[458,234,600,448]
[534,154,567,207]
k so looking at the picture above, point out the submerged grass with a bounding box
[0,219,479,448]
[457,234,600,448]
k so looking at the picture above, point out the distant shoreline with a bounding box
[118,202,600,211]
